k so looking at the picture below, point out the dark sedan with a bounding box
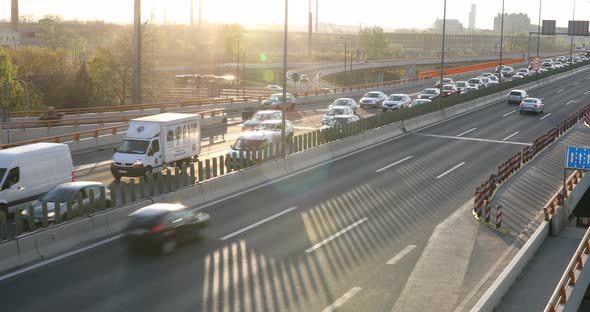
[125,203,210,254]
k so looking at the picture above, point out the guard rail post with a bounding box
[181,162,189,186]
[218,157,224,176]
[14,208,22,236]
[174,167,180,189]
[166,169,172,191]
[198,161,205,181]
[77,192,85,214]
[239,151,245,170]
[211,159,218,178]
[205,159,211,179]
[99,187,106,209]
[120,184,127,206]
[130,179,136,202]
[42,201,48,228]
[303,134,308,151]
[109,184,118,208]
[89,189,96,213]
[496,205,503,228]
[157,172,164,194]
[485,201,491,223]
[139,177,146,199]
[28,205,35,229]
[189,164,196,184]
[0,211,7,240]
[54,198,61,224]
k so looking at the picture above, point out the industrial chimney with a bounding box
[11,0,19,32]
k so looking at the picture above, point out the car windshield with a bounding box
[267,96,281,101]
[326,108,346,116]
[423,89,436,94]
[116,139,149,154]
[326,118,347,126]
[252,113,274,121]
[443,86,453,90]
[510,91,522,96]
[469,79,479,83]
[388,95,404,101]
[523,99,537,103]
[456,82,466,86]
[333,99,350,106]
[365,93,380,98]
[232,138,264,150]
[257,123,279,131]
[41,187,78,203]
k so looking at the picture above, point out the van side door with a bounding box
[0,167,24,208]
[147,139,162,169]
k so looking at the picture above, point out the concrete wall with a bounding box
[553,172,590,235]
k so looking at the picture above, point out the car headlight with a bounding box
[21,209,28,216]
[48,211,55,218]
[133,160,143,167]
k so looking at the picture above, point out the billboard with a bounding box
[542,20,556,35]
[568,20,589,36]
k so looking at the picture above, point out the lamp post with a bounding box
[498,0,505,77]
[236,39,240,97]
[339,37,351,87]
[570,0,576,61]
[536,0,542,58]
[281,0,288,157]
[438,0,447,111]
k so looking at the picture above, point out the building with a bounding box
[494,13,531,34]
[468,4,476,30]
[432,19,464,33]
[0,29,20,48]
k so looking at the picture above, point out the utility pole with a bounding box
[132,0,142,105]
[536,0,542,57]
[236,39,240,97]
[242,50,246,96]
[308,0,312,55]
[498,0,505,78]
[282,0,288,157]
[438,0,447,111]
[315,0,319,32]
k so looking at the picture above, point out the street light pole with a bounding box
[236,39,240,97]
[570,0,576,61]
[499,0,505,76]
[340,37,351,87]
[281,0,288,157]
[536,0,542,57]
[438,0,447,111]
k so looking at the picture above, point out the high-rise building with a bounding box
[468,4,476,30]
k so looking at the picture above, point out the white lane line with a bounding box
[502,131,519,141]
[74,160,112,171]
[585,90,590,95]
[456,127,477,137]
[376,156,413,173]
[321,287,363,312]
[305,217,369,253]
[556,88,564,93]
[565,100,576,106]
[387,245,417,265]
[220,207,298,240]
[436,162,466,179]
[416,133,532,146]
[502,110,517,117]
[0,234,124,282]
[574,82,580,86]
[540,112,552,120]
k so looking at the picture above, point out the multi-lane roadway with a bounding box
[2,64,590,311]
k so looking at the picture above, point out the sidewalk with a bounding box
[392,123,590,312]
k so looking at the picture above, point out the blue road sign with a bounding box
[566,146,590,169]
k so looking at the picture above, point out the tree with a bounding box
[358,26,389,59]
[87,48,125,106]
[0,49,25,111]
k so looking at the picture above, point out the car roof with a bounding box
[523,97,541,101]
[270,93,293,97]
[330,105,352,109]
[334,98,353,101]
[333,115,356,119]
[423,88,438,91]
[258,120,285,125]
[255,110,281,115]
[239,131,277,140]
[365,91,383,94]
[130,203,187,217]
[55,181,103,190]
[389,93,408,96]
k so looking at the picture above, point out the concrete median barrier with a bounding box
[0,240,20,273]
[15,233,41,266]
[34,218,94,259]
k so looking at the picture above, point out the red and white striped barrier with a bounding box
[496,205,503,228]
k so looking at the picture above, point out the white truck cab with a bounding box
[111,113,201,180]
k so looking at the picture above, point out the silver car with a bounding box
[507,89,527,104]
[519,97,544,114]
[359,91,388,108]
[21,182,111,224]
[242,110,282,131]
[409,99,431,108]
[255,120,295,138]
[322,106,355,125]
[382,94,411,111]
[261,93,296,110]
[329,98,359,112]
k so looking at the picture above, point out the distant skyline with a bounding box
[1,0,590,31]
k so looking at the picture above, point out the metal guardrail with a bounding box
[545,217,590,312]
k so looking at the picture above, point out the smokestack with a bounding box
[11,0,19,32]
[190,0,194,26]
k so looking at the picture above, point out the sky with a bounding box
[1,0,590,30]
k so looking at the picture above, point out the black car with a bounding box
[125,203,210,254]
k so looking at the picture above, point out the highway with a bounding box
[2,66,590,311]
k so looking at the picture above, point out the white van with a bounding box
[0,143,74,214]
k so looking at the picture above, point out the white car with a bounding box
[255,120,295,138]
[461,86,479,94]
[359,91,388,108]
[478,77,491,87]
[329,98,359,112]
[417,88,440,100]
[467,78,482,88]
[510,75,524,81]
[519,97,544,114]
[322,106,355,125]
[409,99,431,108]
[516,68,531,76]
[320,115,360,130]
[479,73,495,78]
[455,81,468,92]
[265,85,283,91]
[382,94,411,111]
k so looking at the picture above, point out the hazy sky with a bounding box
[1,0,590,30]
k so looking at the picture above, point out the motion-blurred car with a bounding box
[519,98,544,114]
[38,107,64,120]
[329,98,359,112]
[255,120,294,138]
[441,85,459,97]
[21,182,111,225]
[417,88,440,100]
[320,115,360,130]
[359,91,388,108]
[435,77,454,88]
[409,99,431,108]
[382,94,411,111]
[322,106,355,124]
[242,110,282,131]
[125,203,210,255]
[261,93,296,110]
[265,85,283,92]
[507,89,528,104]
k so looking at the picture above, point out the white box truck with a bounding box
[0,143,74,214]
[111,113,201,180]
